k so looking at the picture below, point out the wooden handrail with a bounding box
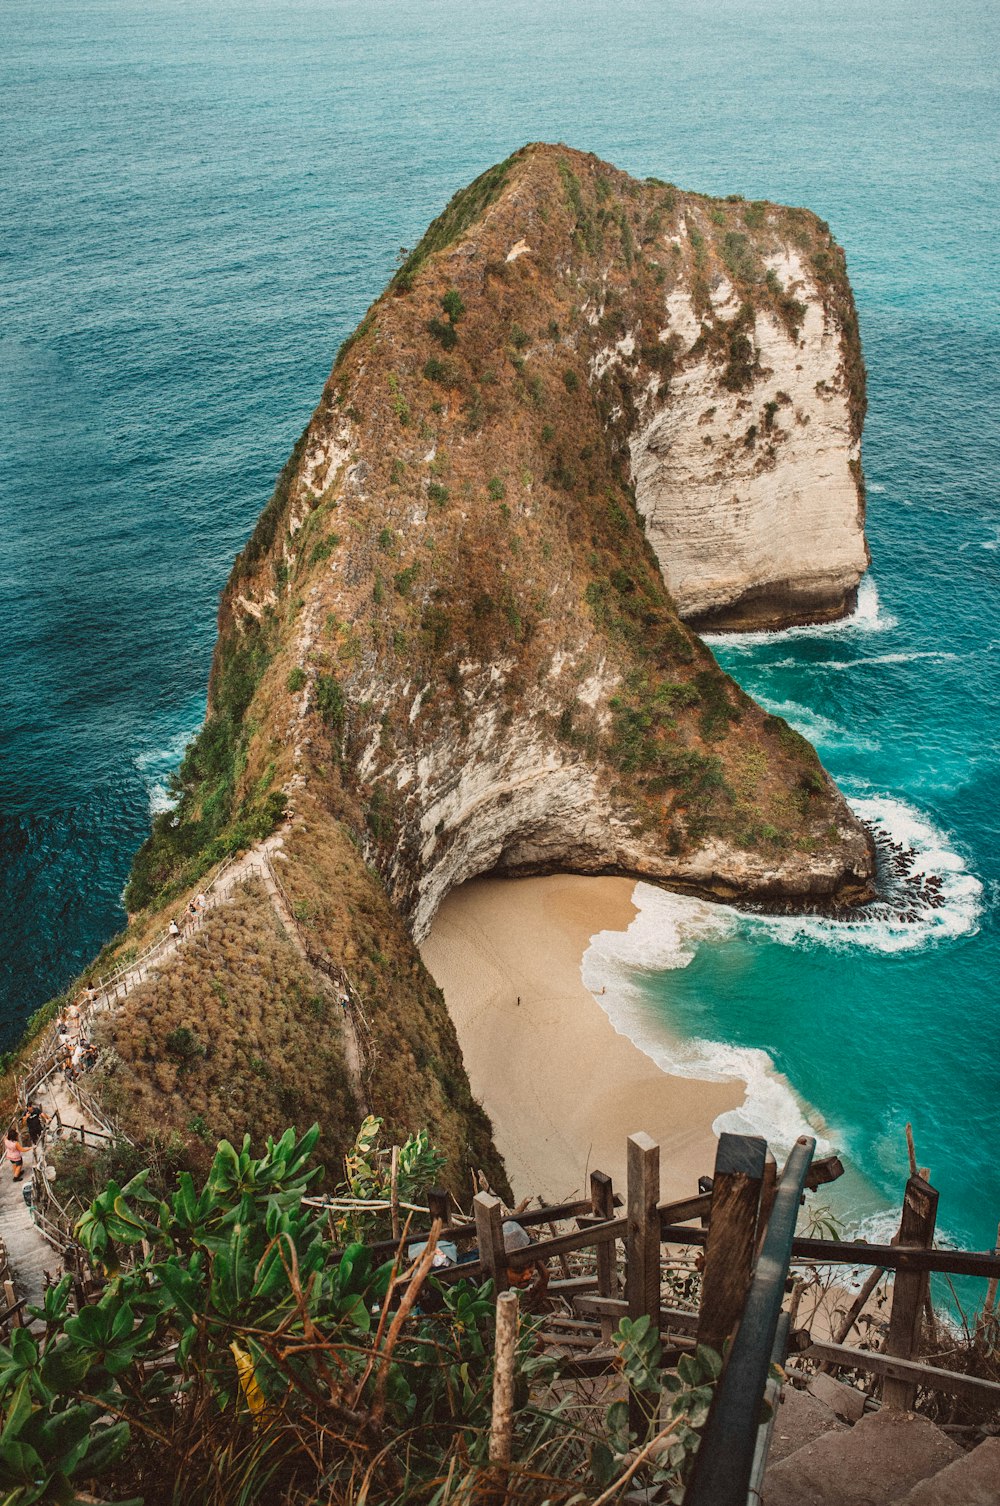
[791,1236,1000,1279]
[802,1340,1000,1405]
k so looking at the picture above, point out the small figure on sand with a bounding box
[4,1127,25,1183]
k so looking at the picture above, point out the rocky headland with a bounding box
[74,144,876,1183]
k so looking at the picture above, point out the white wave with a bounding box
[133,712,204,816]
[740,793,983,956]
[704,576,897,650]
[754,696,881,753]
[766,650,958,673]
[868,483,886,493]
[581,885,830,1159]
[578,793,983,1159]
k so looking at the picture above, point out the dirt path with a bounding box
[3,829,370,1307]
[261,851,369,1113]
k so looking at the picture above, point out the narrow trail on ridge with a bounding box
[2,827,370,1309]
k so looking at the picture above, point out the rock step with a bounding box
[896,1437,1000,1506]
[764,1409,962,1506]
[807,1370,868,1423]
[769,1385,847,1464]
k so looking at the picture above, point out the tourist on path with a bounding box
[22,1103,49,1145]
[4,1128,26,1183]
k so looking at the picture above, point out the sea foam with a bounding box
[133,710,205,815]
[579,791,983,1160]
[703,576,897,651]
[581,885,831,1159]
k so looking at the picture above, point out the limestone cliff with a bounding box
[631,242,868,631]
[117,144,877,1179]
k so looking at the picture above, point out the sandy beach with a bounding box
[420,873,743,1206]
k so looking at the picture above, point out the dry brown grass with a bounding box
[93,879,358,1181]
[275,809,509,1199]
[48,144,868,1208]
[220,142,866,875]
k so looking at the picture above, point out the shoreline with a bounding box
[419,873,743,1205]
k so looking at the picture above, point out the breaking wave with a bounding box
[581,885,832,1159]
[579,793,982,1160]
[133,708,204,815]
[767,650,958,673]
[703,576,897,650]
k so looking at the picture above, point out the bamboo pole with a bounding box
[488,1290,519,1468]
[3,1281,22,1328]
[389,1146,400,1241]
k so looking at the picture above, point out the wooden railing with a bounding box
[326,1131,1000,1500]
[95,850,246,1004]
[3,1103,998,1491]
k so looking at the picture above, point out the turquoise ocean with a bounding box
[3,1,998,1252]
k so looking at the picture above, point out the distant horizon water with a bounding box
[3,0,997,1249]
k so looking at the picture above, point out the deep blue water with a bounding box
[3,1,997,1246]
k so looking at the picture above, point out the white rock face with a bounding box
[630,256,869,629]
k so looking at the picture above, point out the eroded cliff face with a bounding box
[630,246,868,631]
[120,145,877,1176]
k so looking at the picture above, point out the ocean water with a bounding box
[3,2,997,1246]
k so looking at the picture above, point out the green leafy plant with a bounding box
[440,288,465,323]
[590,1323,722,1501]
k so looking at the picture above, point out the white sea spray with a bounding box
[703,576,897,651]
[579,793,983,1169]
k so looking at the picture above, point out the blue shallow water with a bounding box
[3,1,997,1244]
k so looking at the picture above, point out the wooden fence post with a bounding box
[475,1193,509,1294]
[884,1173,938,1410]
[626,1134,660,1325]
[3,1280,22,1328]
[427,1187,450,1225]
[488,1290,519,1469]
[591,1170,617,1340]
[626,1133,660,1438]
[697,1132,767,1355]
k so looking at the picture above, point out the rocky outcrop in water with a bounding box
[119,145,876,1173]
[201,144,874,926]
